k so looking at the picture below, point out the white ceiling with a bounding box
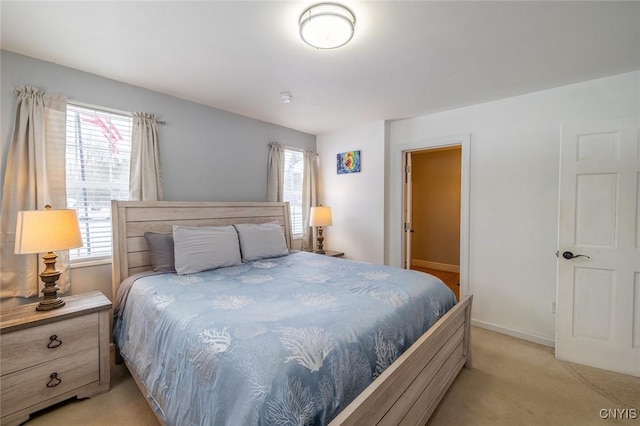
[2,1,639,135]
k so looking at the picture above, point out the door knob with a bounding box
[562,251,590,260]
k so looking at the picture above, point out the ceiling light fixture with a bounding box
[299,3,356,49]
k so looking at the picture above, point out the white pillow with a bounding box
[234,222,289,262]
[172,225,241,275]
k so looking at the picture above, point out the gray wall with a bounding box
[0,50,315,308]
[1,50,316,204]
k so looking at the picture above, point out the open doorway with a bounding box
[404,146,462,299]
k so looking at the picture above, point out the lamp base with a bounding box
[315,226,325,254]
[36,297,66,311]
[36,252,66,311]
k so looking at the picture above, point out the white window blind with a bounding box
[283,148,304,235]
[65,103,133,261]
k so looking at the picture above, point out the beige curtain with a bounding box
[0,86,68,298]
[130,112,163,201]
[301,150,319,251]
[267,142,284,202]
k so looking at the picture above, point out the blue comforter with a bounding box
[113,251,456,426]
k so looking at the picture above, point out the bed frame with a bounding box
[111,200,472,426]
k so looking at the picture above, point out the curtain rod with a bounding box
[68,100,166,125]
[268,143,316,154]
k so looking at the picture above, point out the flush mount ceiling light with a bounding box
[299,3,356,49]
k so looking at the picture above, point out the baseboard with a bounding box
[471,319,555,348]
[411,259,460,273]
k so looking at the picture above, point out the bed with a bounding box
[111,200,472,425]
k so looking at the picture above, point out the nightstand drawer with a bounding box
[0,313,98,375]
[1,347,99,416]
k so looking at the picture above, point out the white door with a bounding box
[556,118,640,376]
[403,152,413,269]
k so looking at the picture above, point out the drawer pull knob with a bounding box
[46,373,62,388]
[47,335,62,349]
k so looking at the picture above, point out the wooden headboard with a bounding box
[111,200,292,300]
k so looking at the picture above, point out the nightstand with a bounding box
[318,250,344,258]
[0,291,111,426]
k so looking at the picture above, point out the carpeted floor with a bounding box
[428,328,639,426]
[25,327,639,425]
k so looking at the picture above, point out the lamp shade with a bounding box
[299,3,356,49]
[15,208,83,254]
[309,206,333,227]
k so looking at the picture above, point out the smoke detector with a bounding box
[280,92,293,103]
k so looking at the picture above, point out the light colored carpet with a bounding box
[26,359,158,426]
[25,327,639,425]
[559,359,639,410]
[428,327,639,426]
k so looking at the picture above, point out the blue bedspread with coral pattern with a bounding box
[113,251,456,426]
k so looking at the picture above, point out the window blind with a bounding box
[283,148,304,235]
[65,103,133,260]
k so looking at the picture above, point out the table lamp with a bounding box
[309,206,332,254]
[14,205,83,311]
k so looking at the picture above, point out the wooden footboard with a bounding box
[330,295,473,426]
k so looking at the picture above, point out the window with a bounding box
[283,148,304,235]
[65,103,133,261]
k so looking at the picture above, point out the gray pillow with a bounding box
[172,225,242,275]
[144,232,175,273]
[234,222,289,262]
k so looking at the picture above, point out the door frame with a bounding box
[387,134,471,298]
[403,151,412,269]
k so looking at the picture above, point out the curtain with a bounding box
[301,150,319,251]
[130,112,163,201]
[0,86,68,298]
[266,142,284,202]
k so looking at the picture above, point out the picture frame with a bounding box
[337,150,361,174]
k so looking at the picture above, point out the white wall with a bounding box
[389,70,639,345]
[317,121,386,264]
[317,70,639,346]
